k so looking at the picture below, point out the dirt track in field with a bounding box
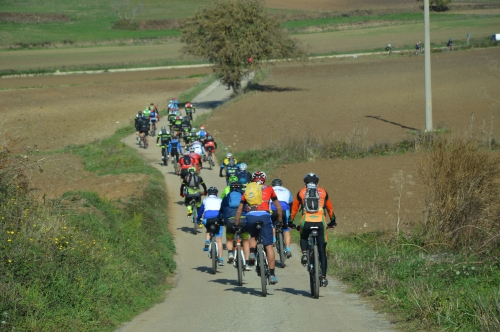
[265,0,417,12]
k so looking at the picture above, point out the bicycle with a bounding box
[189,198,199,234]
[161,144,168,166]
[292,224,322,299]
[172,153,179,174]
[275,220,287,268]
[138,133,148,149]
[206,149,215,170]
[233,226,246,286]
[254,220,270,297]
[150,120,157,137]
[206,217,222,274]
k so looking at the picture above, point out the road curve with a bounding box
[118,80,395,332]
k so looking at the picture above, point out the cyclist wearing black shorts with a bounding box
[168,135,182,164]
[136,115,150,146]
[156,127,171,160]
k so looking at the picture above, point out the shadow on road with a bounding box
[177,226,199,235]
[365,115,419,131]
[246,83,305,93]
[277,287,313,298]
[194,100,229,110]
[210,278,267,296]
[193,266,215,274]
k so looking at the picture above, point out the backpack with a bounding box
[206,135,214,142]
[244,182,263,207]
[304,183,321,213]
[185,172,200,188]
[183,155,192,166]
[228,190,242,208]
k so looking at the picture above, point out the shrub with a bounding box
[419,135,500,254]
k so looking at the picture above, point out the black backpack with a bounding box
[186,173,200,188]
[183,155,192,166]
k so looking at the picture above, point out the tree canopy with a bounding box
[417,0,451,11]
[180,0,303,93]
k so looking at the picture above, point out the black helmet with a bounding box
[230,182,243,191]
[303,173,319,185]
[207,186,218,196]
[161,126,167,134]
[271,178,282,187]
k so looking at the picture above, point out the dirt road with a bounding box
[117,81,395,331]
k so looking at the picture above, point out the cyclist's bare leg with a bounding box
[216,236,223,259]
[284,231,291,248]
[243,238,250,260]
[265,244,275,269]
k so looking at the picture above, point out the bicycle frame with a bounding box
[255,221,270,297]
[307,226,320,299]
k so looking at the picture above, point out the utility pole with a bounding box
[424,0,433,132]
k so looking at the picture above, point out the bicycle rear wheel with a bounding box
[211,237,217,274]
[163,149,168,166]
[258,244,267,297]
[277,231,286,268]
[237,247,243,286]
[208,156,212,170]
[191,203,198,234]
[312,245,320,299]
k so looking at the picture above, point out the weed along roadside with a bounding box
[0,122,176,330]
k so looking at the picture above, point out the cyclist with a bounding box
[197,126,210,142]
[234,171,283,285]
[134,110,143,139]
[156,127,171,161]
[236,163,251,187]
[219,153,239,185]
[415,41,422,54]
[191,140,205,164]
[143,106,151,122]
[219,181,251,270]
[181,126,191,147]
[150,102,158,113]
[187,128,199,145]
[289,173,337,287]
[385,43,392,55]
[180,167,207,217]
[167,109,177,128]
[188,145,202,172]
[447,38,453,51]
[177,151,196,179]
[198,186,225,266]
[203,134,217,161]
[270,178,293,258]
[173,116,183,135]
[149,106,160,132]
[136,113,150,147]
[184,101,195,119]
[181,115,192,132]
[220,175,240,199]
[168,97,178,112]
[167,135,182,164]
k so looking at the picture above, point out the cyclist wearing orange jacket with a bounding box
[289,173,336,287]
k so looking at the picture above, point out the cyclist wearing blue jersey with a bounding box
[271,178,294,258]
[168,135,183,163]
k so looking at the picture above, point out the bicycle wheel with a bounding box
[237,247,243,286]
[163,150,168,166]
[191,204,198,234]
[277,231,286,268]
[258,244,267,297]
[208,156,212,170]
[312,245,320,299]
[211,237,217,274]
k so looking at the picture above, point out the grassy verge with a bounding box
[328,232,500,331]
[1,124,176,330]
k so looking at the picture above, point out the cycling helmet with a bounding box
[200,126,205,130]
[184,151,190,155]
[188,166,197,173]
[161,126,167,134]
[226,153,233,158]
[228,175,238,183]
[207,186,218,196]
[271,178,282,187]
[303,173,319,185]
[251,171,267,184]
[230,182,243,191]
[238,162,247,171]
[388,44,391,47]
[191,128,197,133]
[137,111,142,116]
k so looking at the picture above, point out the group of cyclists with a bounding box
[134,97,338,291]
[385,38,454,55]
[178,145,338,287]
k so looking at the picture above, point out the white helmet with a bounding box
[239,163,247,171]
[226,153,233,158]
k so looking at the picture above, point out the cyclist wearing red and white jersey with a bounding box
[235,171,282,285]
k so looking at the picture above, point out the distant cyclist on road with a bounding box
[156,127,171,161]
[447,38,453,51]
[220,153,239,185]
[167,135,182,164]
[180,167,207,217]
[149,106,160,131]
[385,43,392,55]
[289,173,337,287]
[236,163,251,187]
